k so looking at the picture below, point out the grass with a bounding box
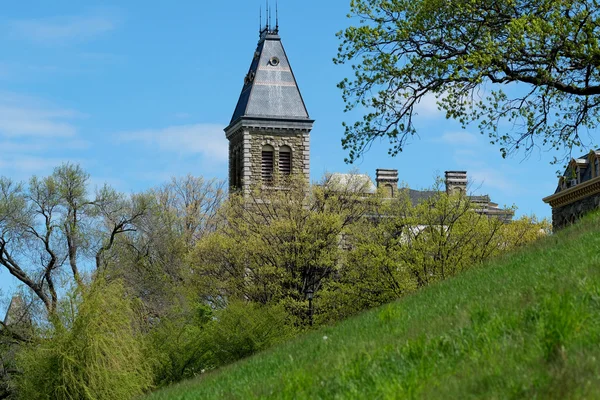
[145,212,600,399]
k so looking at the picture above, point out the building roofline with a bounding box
[225,116,314,135]
[543,175,600,207]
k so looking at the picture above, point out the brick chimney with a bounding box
[445,171,467,195]
[376,169,399,198]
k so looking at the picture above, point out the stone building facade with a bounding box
[326,170,514,221]
[225,25,515,223]
[376,170,513,221]
[543,150,600,230]
[224,24,313,194]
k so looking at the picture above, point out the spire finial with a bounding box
[259,6,262,34]
[276,0,279,31]
[266,0,269,30]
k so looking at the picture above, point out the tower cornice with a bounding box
[225,116,314,139]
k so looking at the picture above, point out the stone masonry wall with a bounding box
[249,130,309,185]
[552,193,600,230]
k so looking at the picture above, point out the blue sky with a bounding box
[0,1,573,296]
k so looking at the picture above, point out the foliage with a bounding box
[190,175,376,325]
[335,0,600,163]
[319,187,548,322]
[145,211,600,400]
[146,301,214,387]
[16,277,152,400]
[146,300,295,387]
[0,168,550,398]
[206,301,297,366]
[109,175,226,320]
[0,164,147,319]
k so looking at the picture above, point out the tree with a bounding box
[190,174,378,324]
[0,164,147,321]
[320,185,549,321]
[16,277,153,400]
[335,0,600,163]
[109,175,226,320]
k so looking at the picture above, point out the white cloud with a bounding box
[413,92,445,118]
[7,13,118,45]
[117,124,228,164]
[413,88,489,120]
[0,92,88,177]
[0,92,82,138]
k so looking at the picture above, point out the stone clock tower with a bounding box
[224,23,314,193]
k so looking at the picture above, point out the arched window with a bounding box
[261,144,274,183]
[236,149,242,188]
[279,145,292,175]
[595,158,599,178]
[232,149,238,188]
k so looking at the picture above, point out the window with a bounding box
[232,149,238,188]
[236,150,242,188]
[595,158,599,177]
[261,145,274,183]
[279,145,292,175]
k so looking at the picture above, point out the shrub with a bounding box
[206,301,297,366]
[146,302,213,386]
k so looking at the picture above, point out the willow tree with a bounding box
[336,0,600,163]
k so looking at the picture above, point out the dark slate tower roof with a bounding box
[230,28,311,124]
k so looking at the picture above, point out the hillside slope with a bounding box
[146,213,600,399]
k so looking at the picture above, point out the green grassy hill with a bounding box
[146,213,600,400]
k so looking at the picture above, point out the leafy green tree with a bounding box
[320,185,549,321]
[190,175,377,325]
[109,175,225,320]
[16,278,152,400]
[336,0,600,163]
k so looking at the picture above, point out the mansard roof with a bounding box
[543,149,600,210]
[551,149,600,195]
[229,29,311,125]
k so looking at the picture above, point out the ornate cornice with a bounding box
[224,117,313,139]
[543,176,600,208]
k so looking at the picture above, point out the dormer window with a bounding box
[261,144,274,183]
[279,145,291,175]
